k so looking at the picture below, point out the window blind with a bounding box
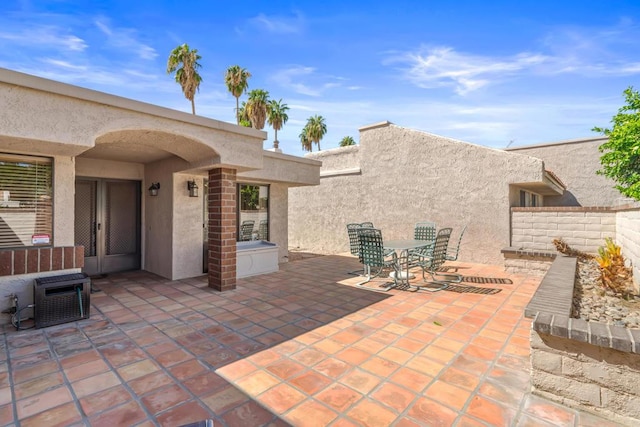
[0,154,53,248]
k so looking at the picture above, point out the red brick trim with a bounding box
[207,168,237,291]
[0,245,85,277]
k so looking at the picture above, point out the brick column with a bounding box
[208,168,237,291]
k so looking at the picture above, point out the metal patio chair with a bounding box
[355,227,402,289]
[347,222,375,275]
[408,221,436,267]
[240,220,255,241]
[443,224,467,281]
[258,220,269,241]
[411,227,462,292]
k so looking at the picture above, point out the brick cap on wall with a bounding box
[502,247,557,259]
[527,254,640,354]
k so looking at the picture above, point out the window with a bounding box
[237,184,269,241]
[519,190,540,207]
[0,154,53,248]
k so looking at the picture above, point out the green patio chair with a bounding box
[411,227,462,292]
[446,225,467,262]
[355,227,401,289]
[347,222,375,275]
[408,221,436,267]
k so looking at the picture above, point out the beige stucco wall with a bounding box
[54,156,76,246]
[289,122,546,265]
[507,138,623,206]
[75,158,144,180]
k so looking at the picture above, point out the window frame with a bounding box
[236,182,270,242]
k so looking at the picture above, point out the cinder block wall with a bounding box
[616,207,640,292]
[511,207,616,253]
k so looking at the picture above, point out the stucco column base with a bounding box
[207,168,237,291]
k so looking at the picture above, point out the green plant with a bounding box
[595,238,632,294]
[339,136,356,147]
[593,87,640,200]
[167,44,202,114]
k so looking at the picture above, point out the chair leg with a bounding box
[412,269,449,292]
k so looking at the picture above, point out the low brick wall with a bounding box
[0,246,84,275]
[526,256,640,425]
[511,207,616,253]
[502,247,556,276]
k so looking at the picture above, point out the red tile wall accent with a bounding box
[0,246,84,277]
[207,168,237,291]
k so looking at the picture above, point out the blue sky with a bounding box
[1,1,639,157]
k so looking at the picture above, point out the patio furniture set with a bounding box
[347,222,466,292]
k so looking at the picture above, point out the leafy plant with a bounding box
[593,87,640,200]
[167,44,202,114]
[224,65,251,125]
[595,238,632,295]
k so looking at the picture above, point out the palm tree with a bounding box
[299,127,312,152]
[267,99,289,149]
[305,115,327,151]
[166,44,202,114]
[224,65,251,124]
[246,89,270,129]
[340,136,356,147]
[237,101,251,127]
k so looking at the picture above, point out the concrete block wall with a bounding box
[531,331,640,426]
[616,207,640,292]
[511,207,616,253]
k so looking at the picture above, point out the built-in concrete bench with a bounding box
[526,255,640,425]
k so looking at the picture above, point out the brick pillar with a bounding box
[208,168,237,291]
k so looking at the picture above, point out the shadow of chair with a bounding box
[411,227,462,292]
[240,220,255,241]
[355,227,401,290]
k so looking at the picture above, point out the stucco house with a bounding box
[288,121,615,265]
[0,68,320,319]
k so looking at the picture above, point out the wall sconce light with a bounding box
[148,182,160,197]
[187,180,199,197]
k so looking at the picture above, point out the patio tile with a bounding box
[259,383,306,413]
[289,371,332,395]
[222,400,277,427]
[425,380,471,411]
[0,403,13,425]
[370,382,415,413]
[12,360,58,384]
[87,400,148,427]
[313,357,350,378]
[118,359,161,382]
[156,400,213,427]
[71,371,121,398]
[285,399,338,427]
[266,359,306,380]
[13,372,64,399]
[78,385,132,416]
[340,368,382,394]
[201,384,250,414]
[141,383,191,415]
[347,399,398,427]
[440,366,481,391]
[315,383,362,412]
[407,397,458,427]
[128,371,175,396]
[389,367,433,393]
[64,358,110,382]
[521,394,576,425]
[20,401,82,427]
[155,348,194,368]
[467,395,516,426]
[236,370,280,395]
[16,386,73,419]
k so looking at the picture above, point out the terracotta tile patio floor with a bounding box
[0,255,622,426]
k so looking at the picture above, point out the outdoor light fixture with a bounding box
[187,180,199,197]
[148,182,160,197]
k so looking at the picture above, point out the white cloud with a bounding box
[269,65,350,97]
[387,46,548,95]
[93,19,158,60]
[0,26,87,52]
[248,12,304,34]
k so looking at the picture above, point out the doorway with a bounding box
[75,178,141,276]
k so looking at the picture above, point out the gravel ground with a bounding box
[573,259,640,329]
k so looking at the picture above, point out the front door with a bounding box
[75,178,141,276]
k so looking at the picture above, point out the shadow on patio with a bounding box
[1,255,619,426]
